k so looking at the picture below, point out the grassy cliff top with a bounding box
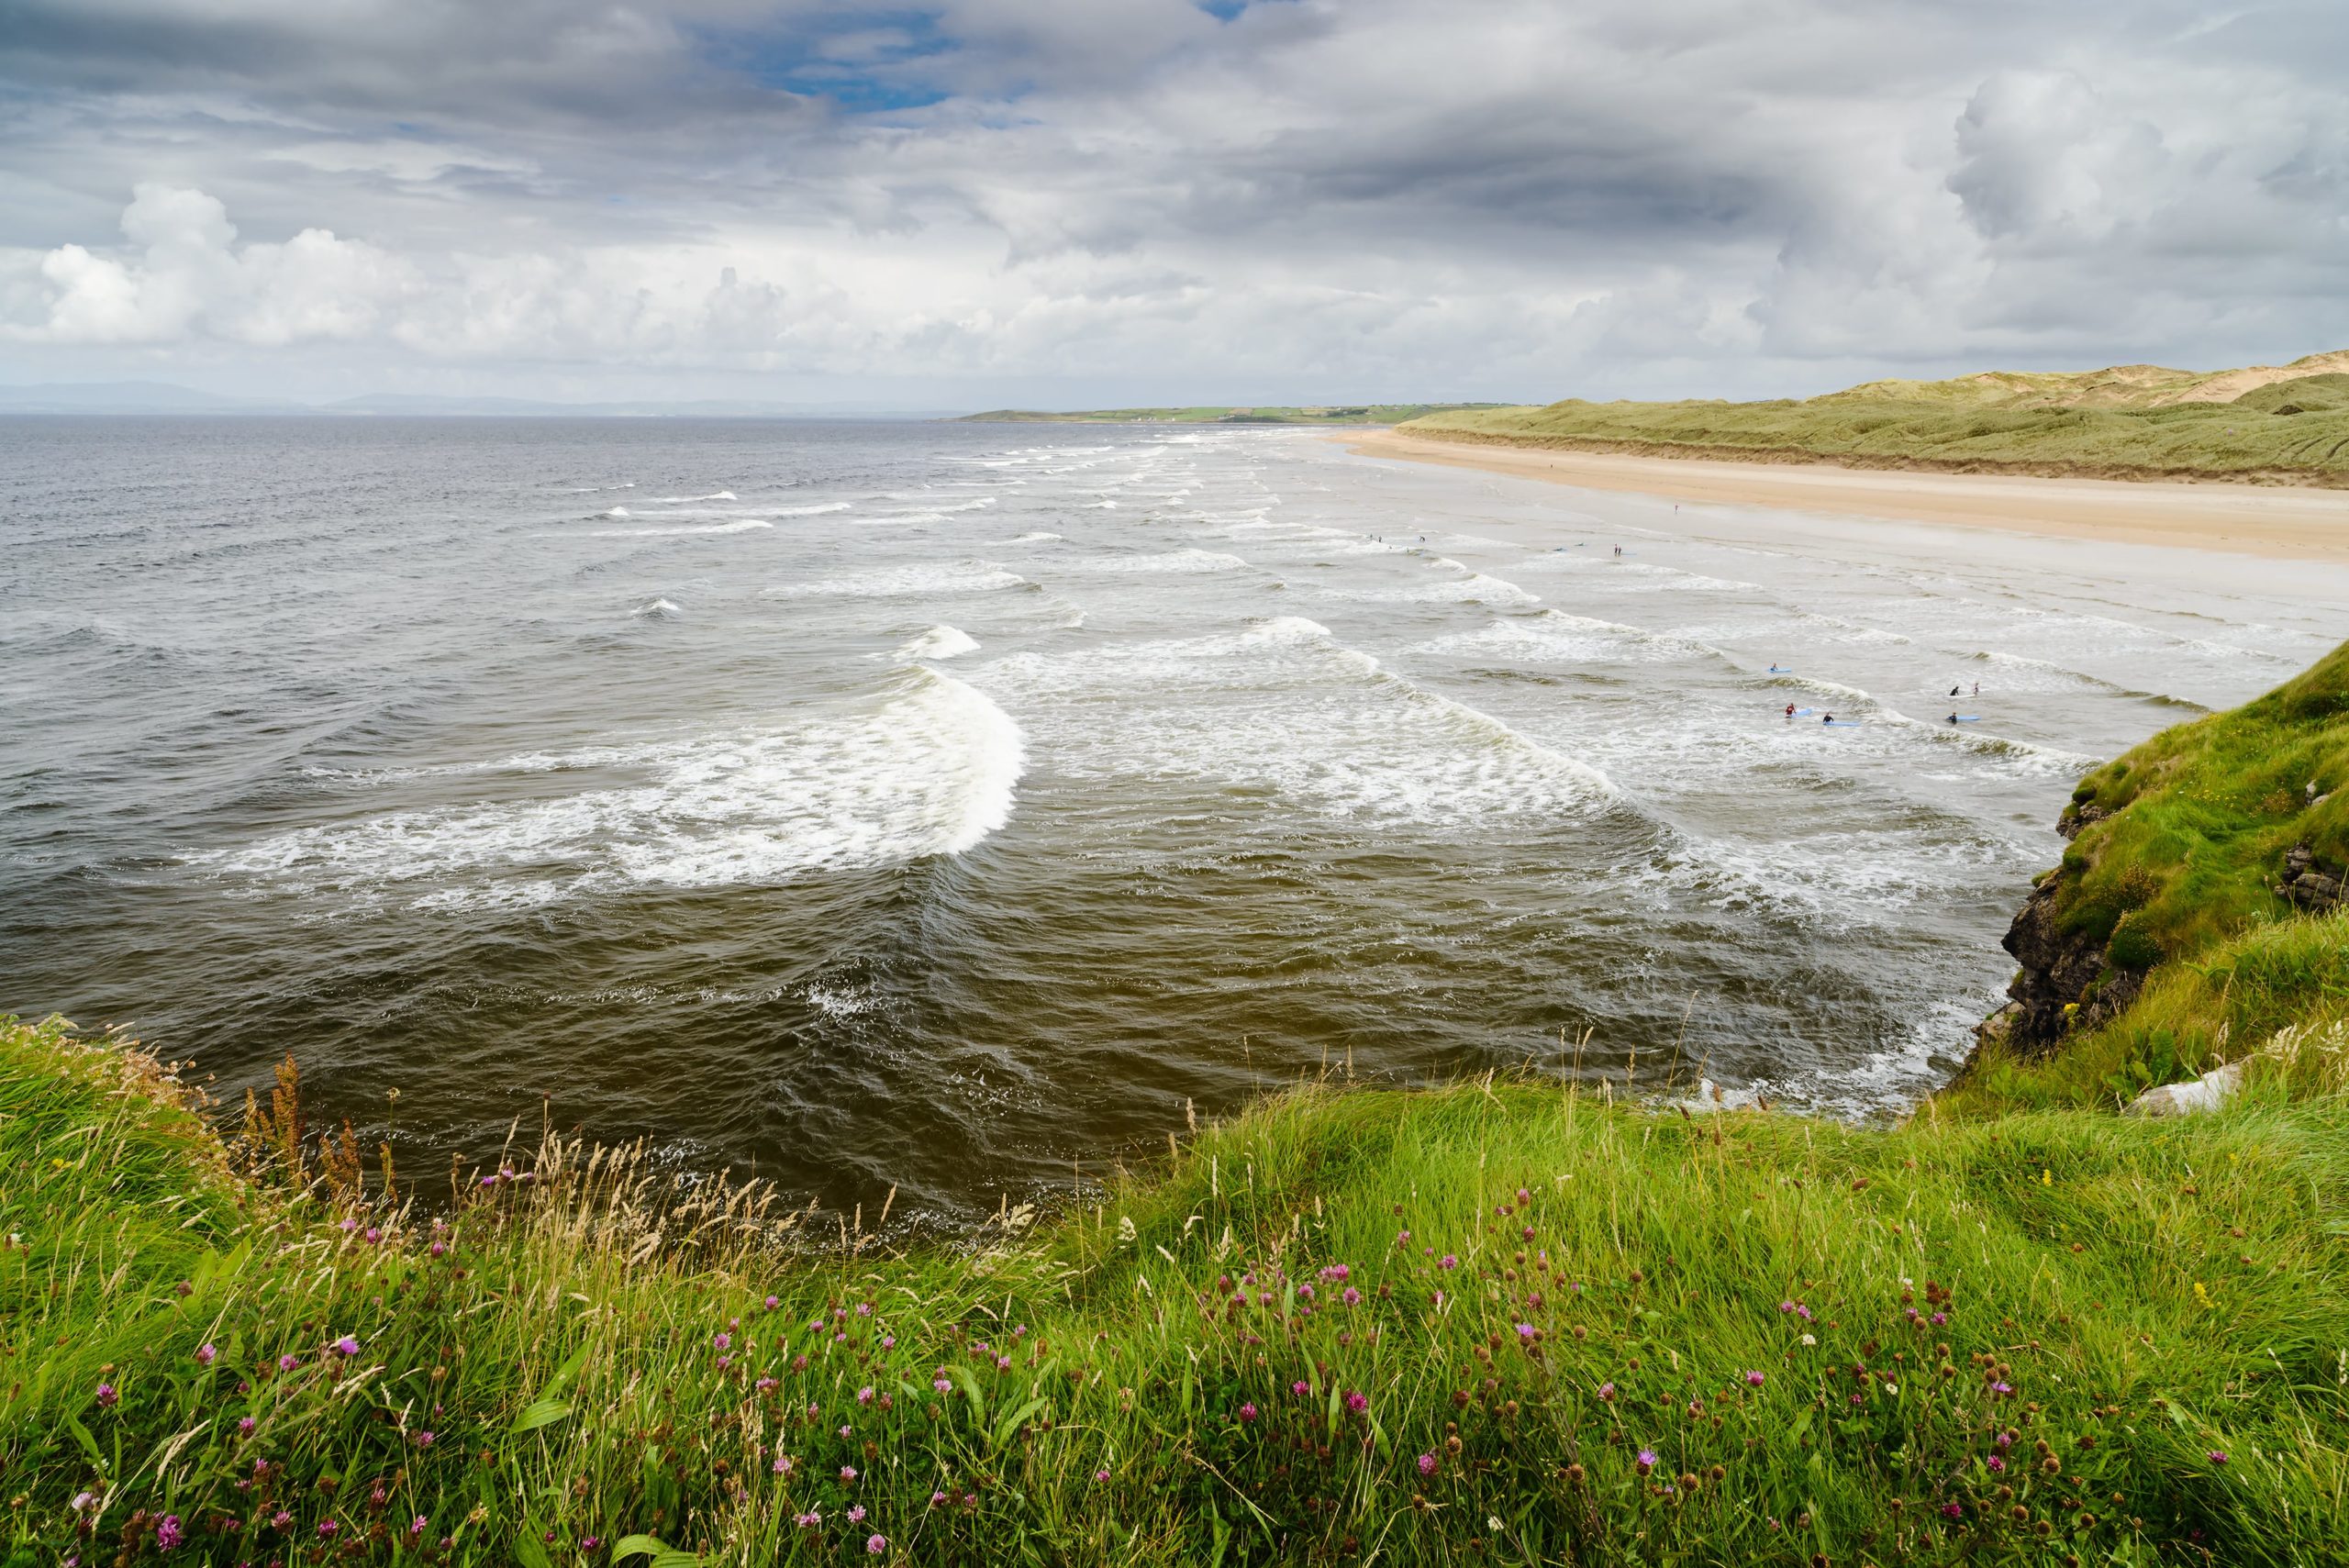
[1397,352,2349,485]
[6,1012,2349,1566]
[1946,641,2349,1116]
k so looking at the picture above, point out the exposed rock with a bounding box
[2125,1060,2245,1118]
[2056,802,2110,841]
[2276,842,2344,914]
[1979,874,2144,1057]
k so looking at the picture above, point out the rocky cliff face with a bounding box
[1969,803,2144,1061]
[1973,874,2146,1058]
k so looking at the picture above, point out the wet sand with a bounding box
[1341,429,2349,562]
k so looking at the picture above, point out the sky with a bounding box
[2,0,2344,409]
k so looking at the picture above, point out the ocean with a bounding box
[3,416,2339,1227]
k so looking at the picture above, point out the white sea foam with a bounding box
[651,491,737,504]
[630,597,684,619]
[772,502,854,517]
[762,561,1030,599]
[1063,550,1249,575]
[896,624,980,662]
[603,507,630,518]
[996,531,1063,544]
[984,616,1615,824]
[591,518,774,538]
[205,668,1025,905]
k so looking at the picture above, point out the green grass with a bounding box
[2050,641,2348,966]
[7,1014,2349,1567]
[955,404,1506,426]
[1398,367,2349,485]
[1944,643,2349,1116]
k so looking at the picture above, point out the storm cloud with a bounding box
[2,0,2343,404]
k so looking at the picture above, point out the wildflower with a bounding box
[318,1520,340,1540]
[70,1492,97,1516]
[1238,1403,1259,1422]
[1778,1301,1795,1314]
[94,1383,117,1408]
[154,1516,184,1551]
[1598,1383,1616,1401]
[409,1518,428,1538]
[1517,1187,1531,1205]
[1344,1391,1368,1415]
[1991,1381,2014,1396]
[841,1466,858,1483]
[796,1511,821,1529]
[996,1355,1011,1372]
[858,1385,875,1405]
[2209,1451,2229,1466]
[881,1335,896,1350]
[1093,1471,1110,1484]
[713,1332,731,1351]
[1931,1311,1948,1326]
[1636,1450,1658,1473]
[1744,1370,1765,1387]
[1987,1456,2005,1473]
[412,1430,435,1448]
[755,1376,776,1394]
[1342,1287,1361,1307]
[195,1344,217,1367]
[930,1492,949,1506]
[1440,1254,1459,1271]
[277,1354,299,1372]
[933,1375,952,1394]
[1800,1333,1817,1347]
[1396,1229,1410,1246]
[583,1539,601,1552]
[858,1303,874,1318]
[1942,1502,1964,1519]
[270,1511,291,1531]
[848,1506,867,1523]
[429,1241,445,1258]
[1292,1380,1309,1396]
[773,1455,794,1475]
[365,1227,382,1244]
[866,1535,886,1555]
[1516,1323,1536,1341]
[1418,1452,1438,1477]
[237,1417,255,1435]
[765,1295,780,1310]
[839,1425,852,1440]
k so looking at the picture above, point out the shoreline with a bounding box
[1341,428,2349,562]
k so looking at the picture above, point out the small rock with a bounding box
[2126,1060,2244,1118]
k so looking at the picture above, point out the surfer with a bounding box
[1946,713,1960,725]
[1950,685,1961,696]
[1972,682,1980,696]
[1821,713,1834,724]
[1785,703,1797,718]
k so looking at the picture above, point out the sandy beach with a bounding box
[1342,429,2349,562]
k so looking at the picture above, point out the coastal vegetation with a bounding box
[6,643,2348,1566]
[1397,352,2349,486]
[956,404,1505,426]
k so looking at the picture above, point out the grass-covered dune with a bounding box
[1397,352,2349,486]
[955,403,1506,426]
[7,1010,2349,1567]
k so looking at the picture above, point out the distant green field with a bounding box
[1401,356,2349,486]
[957,402,1506,426]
